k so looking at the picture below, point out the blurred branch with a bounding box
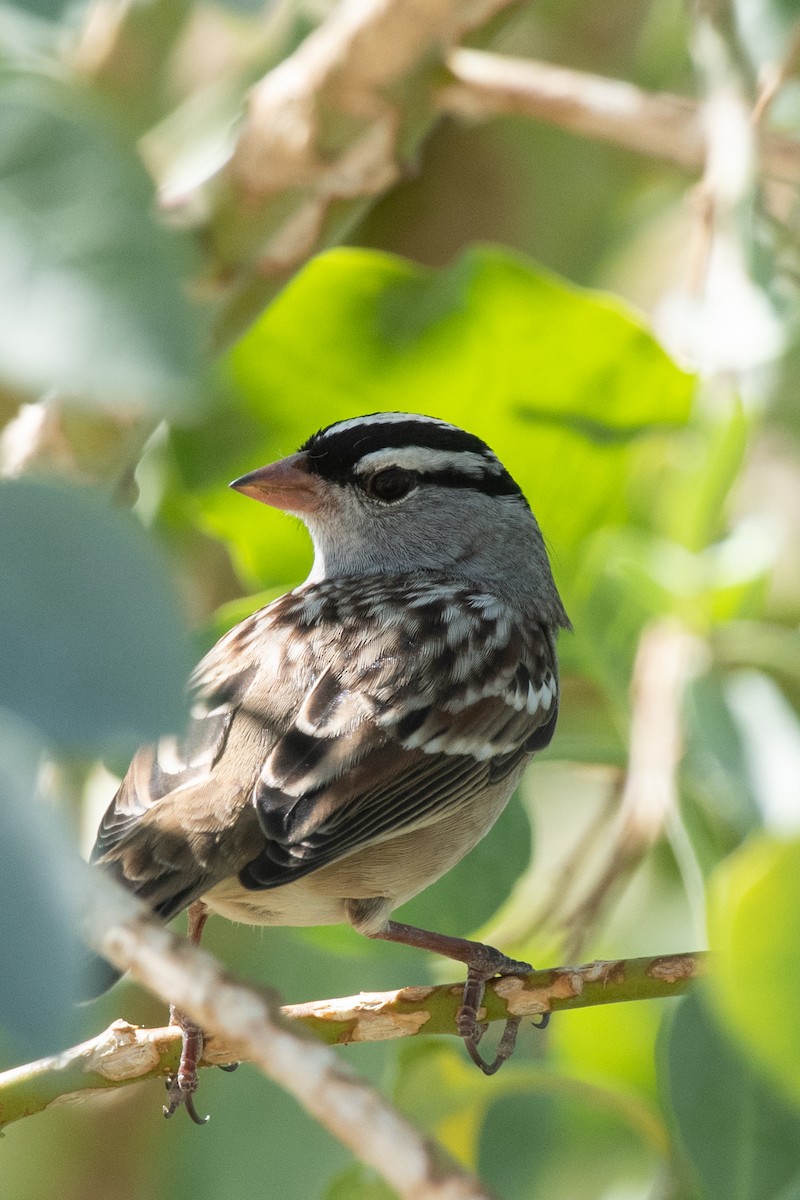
[74,0,193,133]
[439,49,800,183]
[0,403,150,500]
[71,875,495,1200]
[560,622,702,959]
[1,933,704,1131]
[199,0,519,343]
[8,0,520,482]
[752,20,800,124]
[20,1,800,481]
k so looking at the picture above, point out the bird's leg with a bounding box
[164,901,211,1125]
[368,919,545,1075]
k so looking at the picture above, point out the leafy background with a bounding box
[2,0,800,1197]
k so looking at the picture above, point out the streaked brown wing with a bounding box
[242,577,559,889]
[91,575,559,918]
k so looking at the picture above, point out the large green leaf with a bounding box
[707,834,800,1109]
[0,478,191,751]
[0,71,202,410]
[172,246,694,589]
[665,993,800,1200]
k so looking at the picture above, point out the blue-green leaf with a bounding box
[0,71,202,410]
[0,478,191,752]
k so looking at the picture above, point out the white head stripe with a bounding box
[323,413,454,437]
[354,446,502,476]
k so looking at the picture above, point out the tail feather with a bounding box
[78,948,124,1001]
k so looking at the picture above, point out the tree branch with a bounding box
[199,0,519,343]
[439,49,800,183]
[67,877,496,1200]
[0,932,705,1132]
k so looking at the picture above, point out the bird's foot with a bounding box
[366,921,548,1075]
[456,946,540,1076]
[164,1009,209,1125]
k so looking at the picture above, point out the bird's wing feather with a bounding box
[241,576,559,889]
[91,576,559,913]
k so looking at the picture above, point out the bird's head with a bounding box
[231,412,568,625]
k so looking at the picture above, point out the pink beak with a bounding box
[229,451,323,514]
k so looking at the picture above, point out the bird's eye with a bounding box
[364,467,415,503]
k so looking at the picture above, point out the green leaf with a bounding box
[324,1166,397,1200]
[665,993,800,1200]
[172,246,694,589]
[478,1091,556,1200]
[0,478,191,752]
[707,834,800,1109]
[0,71,202,410]
[0,713,84,1062]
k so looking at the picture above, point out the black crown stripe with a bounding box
[300,414,525,501]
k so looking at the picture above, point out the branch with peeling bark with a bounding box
[78,876,500,1200]
[1,875,706,1132]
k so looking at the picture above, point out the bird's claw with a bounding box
[457,949,546,1075]
[163,1011,210,1125]
[163,1072,210,1125]
[464,1016,522,1075]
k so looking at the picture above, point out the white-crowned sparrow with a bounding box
[92,411,569,1120]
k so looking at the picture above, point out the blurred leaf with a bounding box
[724,670,800,835]
[0,478,191,752]
[394,1037,664,1196]
[665,993,800,1200]
[707,834,800,1108]
[681,672,761,864]
[0,71,202,410]
[654,405,749,553]
[732,0,800,69]
[571,513,777,702]
[0,712,83,1062]
[393,1039,494,1164]
[712,622,800,696]
[552,994,662,1103]
[478,1090,556,1200]
[6,0,73,20]
[172,246,694,588]
[325,1166,397,1200]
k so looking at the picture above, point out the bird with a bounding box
[91,411,570,1122]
